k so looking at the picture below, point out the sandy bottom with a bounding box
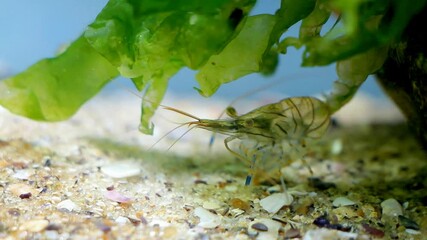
[0,92,425,239]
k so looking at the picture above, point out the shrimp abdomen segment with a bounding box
[269,97,330,140]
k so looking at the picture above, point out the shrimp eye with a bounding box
[243,119,254,128]
[226,107,238,118]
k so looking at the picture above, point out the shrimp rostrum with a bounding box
[164,96,331,184]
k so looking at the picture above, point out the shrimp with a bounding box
[163,96,331,185]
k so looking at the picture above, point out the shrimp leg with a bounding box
[224,135,250,164]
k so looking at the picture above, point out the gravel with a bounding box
[0,91,425,239]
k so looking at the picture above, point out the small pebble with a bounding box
[57,199,79,212]
[101,162,141,178]
[398,215,420,230]
[362,223,384,238]
[194,207,222,229]
[45,223,62,231]
[43,157,52,167]
[20,219,49,232]
[313,216,350,231]
[194,179,207,185]
[19,192,32,199]
[285,228,301,239]
[381,198,403,217]
[229,198,250,211]
[251,222,268,232]
[313,216,330,228]
[260,192,293,214]
[248,219,282,240]
[332,197,355,207]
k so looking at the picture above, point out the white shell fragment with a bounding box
[101,162,141,178]
[330,139,343,155]
[57,199,80,212]
[381,198,403,217]
[12,169,33,180]
[194,207,222,229]
[115,216,130,224]
[266,185,281,193]
[229,208,245,218]
[19,219,49,232]
[259,192,293,214]
[202,201,221,210]
[104,190,132,203]
[405,229,421,235]
[303,228,358,240]
[332,197,356,207]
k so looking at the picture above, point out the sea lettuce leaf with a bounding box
[0,0,255,135]
[0,36,118,120]
[84,0,255,134]
[196,0,316,97]
[195,14,277,97]
[294,0,427,66]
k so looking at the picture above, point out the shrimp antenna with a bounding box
[121,85,203,151]
[163,106,201,121]
[167,125,198,151]
[149,122,191,150]
[121,85,168,108]
[122,86,199,126]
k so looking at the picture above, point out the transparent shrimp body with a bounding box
[197,97,330,141]
[188,97,331,184]
[238,139,306,185]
